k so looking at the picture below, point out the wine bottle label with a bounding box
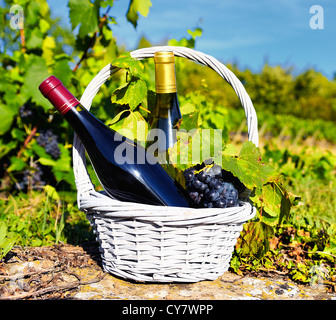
[154,51,177,94]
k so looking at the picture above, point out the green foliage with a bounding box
[0,191,93,248]
[0,0,149,196]
[0,0,335,289]
[0,221,18,260]
[0,0,153,255]
[233,144,336,288]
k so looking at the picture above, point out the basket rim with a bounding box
[73,45,259,211]
[80,189,256,225]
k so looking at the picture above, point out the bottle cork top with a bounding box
[154,51,177,94]
[154,51,175,64]
[39,76,79,115]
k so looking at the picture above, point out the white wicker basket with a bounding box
[72,46,258,283]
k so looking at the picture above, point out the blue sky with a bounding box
[49,0,336,79]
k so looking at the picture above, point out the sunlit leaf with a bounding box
[126,0,152,28]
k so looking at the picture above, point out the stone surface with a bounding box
[67,268,335,300]
[0,244,335,300]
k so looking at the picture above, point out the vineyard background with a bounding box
[0,0,335,291]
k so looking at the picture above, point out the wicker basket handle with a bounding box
[73,46,259,201]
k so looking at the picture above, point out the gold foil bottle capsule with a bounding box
[154,51,177,94]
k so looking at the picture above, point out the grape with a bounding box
[19,104,33,119]
[222,182,238,198]
[228,188,238,199]
[36,130,61,159]
[226,198,237,207]
[209,179,223,191]
[188,191,203,205]
[214,198,227,208]
[205,189,220,201]
[183,162,242,209]
[189,191,199,201]
[199,182,208,192]
[192,178,202,190]
[221,169,245,193]
[186,181,193,189]
[197,170,207,182]
[184,168,195,182]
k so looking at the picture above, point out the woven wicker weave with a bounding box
[72,46,258,283]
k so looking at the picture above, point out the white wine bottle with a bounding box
[147,51,181,157]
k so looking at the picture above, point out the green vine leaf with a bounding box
[53,56,72,87]
[237,221,274,258]
[21,56,51,111]
[0,103,17,135]
[110,110,148,145]
[68,0,99,37]
[111,77,147,110]
[111,52,144,76]
[126,0,152,28]
[221,141,276,191]
[251,182,292,226]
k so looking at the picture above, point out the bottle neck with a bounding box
[155,93,181,126]
[154,52,180,127]
[39,76,80,115]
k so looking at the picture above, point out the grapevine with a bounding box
[0,0,334,291]
[36,130,61,159]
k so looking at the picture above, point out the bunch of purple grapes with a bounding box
[19,104,34,119]
[36,130,61,159]
[184,163,245,209]
[17,164,46,191]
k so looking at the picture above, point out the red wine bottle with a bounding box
[147,51,181,154]
[39,76,190,207]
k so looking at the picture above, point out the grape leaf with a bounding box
[68,0,99,37]
[42,36,56,65]
[0,139,17,159]
[221,141,276,191]
[237,221,274,257]
[21,56,51,111]
[167,129,200,170]
[180,102,196,115]
[26,28,44,50]
[126,0,152,28]
[39,19,50,33]
[44,185,60,201]
[250,181,292,226]
[7,156,26,172]
[187,28,203,40]
[53,57,72,86]
[0,103,17,135]
[107,109,129,127]
[111,77,147,110]
[111,53,144,76]
[179,107,200,131]
[110,111,148,145]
